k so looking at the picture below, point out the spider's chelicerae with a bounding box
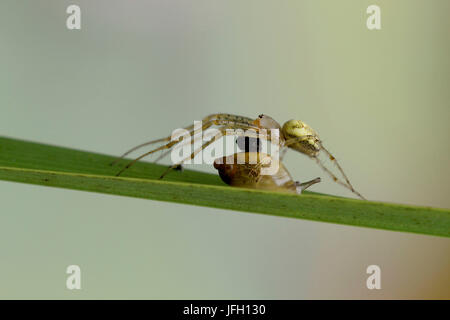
[111,113,366,200]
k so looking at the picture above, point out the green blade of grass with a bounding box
[0,136,449,237]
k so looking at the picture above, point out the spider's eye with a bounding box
[258,114,264,118]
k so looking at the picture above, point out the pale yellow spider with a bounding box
[111,113,366,200]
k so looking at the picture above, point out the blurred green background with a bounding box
[0,0,449,299]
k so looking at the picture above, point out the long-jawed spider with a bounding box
[213,152,321,194]
[111,113,366,200]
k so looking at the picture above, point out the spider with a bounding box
[111,113,366,200]
[213,152,321,194]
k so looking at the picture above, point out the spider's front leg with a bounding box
[285,135,365,200]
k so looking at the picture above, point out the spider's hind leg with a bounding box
[110,113,256,166]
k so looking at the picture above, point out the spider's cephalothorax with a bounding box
[111,113,366,200]
[251,115,321,156]
[281,119,321,157]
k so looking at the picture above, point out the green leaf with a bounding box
[0,136,449,237]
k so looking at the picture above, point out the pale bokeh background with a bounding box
[0,0,449,299]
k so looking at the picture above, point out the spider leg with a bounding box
[153,148,173,164]
[315,141,365,200]
[248,160,266,179]
[284,136,365,200]
[110,137,167,166]
[158,128,271,179]
[110,119,215,166]
[156,125,277,174]
[317,143,355,190]
[114,120,221,176]
[313,157,365,200]
[110,114,256,165]
[279,148,288,161]
[115,121,271,177]
[153,124,227,164]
